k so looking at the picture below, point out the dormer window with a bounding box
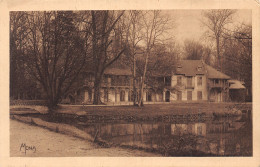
[177,66,182,71]
[197,66,202,71]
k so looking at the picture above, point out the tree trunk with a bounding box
[93,76,103,105]
[216,36,221,70]
[138,52,149,106]
[138,77,144,107]
[133,54,137,106]
[47,98,59,113]
[133,78,137,105]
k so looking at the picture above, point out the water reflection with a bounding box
[83,116,252,156]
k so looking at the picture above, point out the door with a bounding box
[177,91,182,101]
[165,91,170,102]
[197,91,202,100]
[187,91,192,101]
[120,90,125,101]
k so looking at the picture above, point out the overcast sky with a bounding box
[165,9,252,45]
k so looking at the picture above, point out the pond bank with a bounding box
[10,119,160,157]
[10,103,252,117]
[10,103,252,156]
[57,103,251,116]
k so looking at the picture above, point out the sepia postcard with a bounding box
[0,0,260,167]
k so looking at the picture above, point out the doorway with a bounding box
[177,91,182,101]
[187,91,192,101]
[165,91,170,102]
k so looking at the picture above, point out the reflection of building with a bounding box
[171,123,207,136]
[68,60,238,104]
[88,120,247,156]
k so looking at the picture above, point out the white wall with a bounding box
[109,89,116,102]
[169,74,208,101]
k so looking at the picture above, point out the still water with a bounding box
[80,114,252,156]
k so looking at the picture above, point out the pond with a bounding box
[25,110,252,156]
[78,113,252,156]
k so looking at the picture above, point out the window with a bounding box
[177,66,182,72]
[103,76,108,85]
[197,126,202,136]
[118,76,123,86]
[107,77,111,86]
[187,91,192,100]
[187,77,192,87]
[120,90,125,101]
[197,66,202,71]
[197,91,202,100]
[104,89,109,102]
[165,77,171,86]
[215,79,219,84]
[111,76,129,86]
[115,90,118,102]
[111,76,116,86]
[129,90,133,102]
[177,76,182,85]
[123,76,129,86]
[165,91,170,102]
[197,76,202,86]
[88,89,92,101]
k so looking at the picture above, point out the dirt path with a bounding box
[10,120,160,157]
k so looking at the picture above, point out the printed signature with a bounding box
[20,143,36,155]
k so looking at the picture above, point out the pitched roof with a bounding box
[229,80,246,89]
[205,65,230,79]
[104,67,132,76]
[176,60,230,79]
[149,70,174,77]
[176,60,205,76]
[83,63,132,76]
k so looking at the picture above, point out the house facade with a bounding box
[142,60,230,103]
[67,60,232,104]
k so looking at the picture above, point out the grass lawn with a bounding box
[57,103,252,117]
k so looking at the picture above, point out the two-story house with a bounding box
[66,60,232,104]
[82,67,133,104]
[170,60,208,101]
[142,60,231,103]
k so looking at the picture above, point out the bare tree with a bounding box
[138,10,172,106]
[124,10,144,105]
[90,11,126,104]
[10,12,38,100]
[202,45,214,65]
[202,9,236,69]
[183,40,204,60]
[222,23,252,100]
[183,39,213,65]
[19,11,90,110]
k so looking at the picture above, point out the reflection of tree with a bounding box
[224,119,252,156]
[149,124,199,156]
[160,134,198,156]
